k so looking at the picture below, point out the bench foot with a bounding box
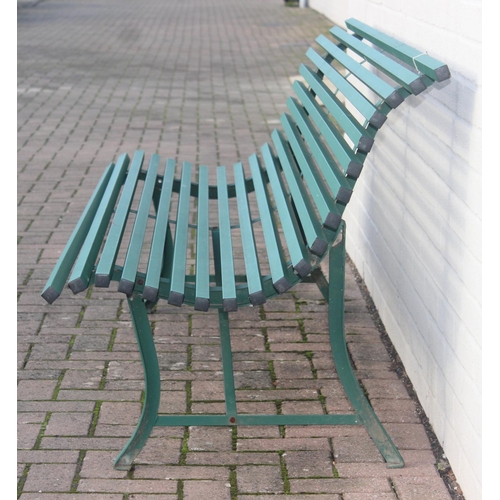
[324,223,404,469]
[113,294,160,470]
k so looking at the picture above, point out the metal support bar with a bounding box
[114,294,161,470]
[326,222,404,468]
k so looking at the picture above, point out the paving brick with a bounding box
[183,480,232,500]
[237,465,284,494]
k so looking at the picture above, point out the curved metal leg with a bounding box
[114,293,161,470]
[326,223,404,468]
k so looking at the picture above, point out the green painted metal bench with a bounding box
[42,19,450,471]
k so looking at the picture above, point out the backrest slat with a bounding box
[261,143,312,278]
[285,98,353,203]
[299,64,376,151]
[71,151,140,294]
[330,26,427,95]
[168,162,193,306]
[248,153,292,294]
[93,150,145,288]
[216,166,238,312]
[194,165,211,311]
[272,128,328,257]
[280,113,341,231]
[345,18,451,83]
[293,80,365,179]
[306,48,387,128]
[316,35,404,108]
[143,159,176,303]
[234,162,266,306]
[118,154,161,296]
[41,161,118,304]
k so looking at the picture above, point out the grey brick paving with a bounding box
[18,0,453,498]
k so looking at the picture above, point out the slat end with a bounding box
[118,279,135,296]
[41,287,60,305]
[68,277,87,295]
[168,291,185,307]
[294,259,312,278]
[249,291,266,306]
[142,286,159,303]
[386,90,404,108]
[94,274,111,288]
[223,298,238,312]
[357,136,374,153]
[409,77,427,95]
[273,276,292,294]
[336,187,353,205]
[324,212,342,231]
[346,161,363,179]
[310,238,328,257]
[369,110,387,129]
[435,65,451,82]
[194,297,210,312]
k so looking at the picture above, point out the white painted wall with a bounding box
[308,1,482,499]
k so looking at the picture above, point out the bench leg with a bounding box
[324,223,404,468]
[114,293,161,470]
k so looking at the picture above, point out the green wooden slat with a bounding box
[142,159,176,303]
[194,165,211,311]
[298,64,376,151]
[41,162,116,304]
[271,128,328,257]
[216,166,238,312]
[168,162,192,306]
[285,98,354,203]
[280,113,341,231]
[260,142,312,278]
[248,153,292,294]
[345,18,451,82]
[330,26,427,95]
[94,150,145,288]
[315,35,405,108]
[306,48,388,127]
[67,154,131,294]
[233,162,265,306]
[293,80,365,179]
[118,154,161,296]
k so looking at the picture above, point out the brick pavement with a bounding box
[18,0,455,498]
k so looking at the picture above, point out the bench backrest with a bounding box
[255,17,450,277]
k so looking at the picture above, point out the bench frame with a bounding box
[112,221,404,470]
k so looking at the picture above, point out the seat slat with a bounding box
[280,113,341,231]
[93,150,145,288]
[68,153,134,293]
[285,98,354,204]
[143,159,176,303]
[315,35,404,108]
[345,18,451,83]
[306,48,387,128]
[271,129,328,257]
[248,153,292,294]
[217,166,238,312]
[194,165,211,311]
[261,143,313,278]
[118,154,161,295]
[41,161,117,304]
[293,80,365,179]
[234,162,266,306]
[299,64,376,151]
[330,26,427,95]
[168,162,193,306]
